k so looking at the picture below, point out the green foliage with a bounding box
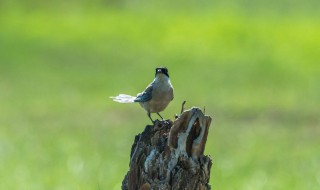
[0,2,320,189]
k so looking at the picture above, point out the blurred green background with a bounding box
[1,0,320,189]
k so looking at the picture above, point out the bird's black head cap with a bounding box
[155,67,169,77]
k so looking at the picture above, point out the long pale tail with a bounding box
[110,94,136,103]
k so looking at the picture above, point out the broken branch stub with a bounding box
[122,107,213,190]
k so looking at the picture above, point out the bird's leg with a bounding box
[157,112,169,124]
[157,113,164,120]
[147,112,154,124]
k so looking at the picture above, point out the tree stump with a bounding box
[122,107,213,190]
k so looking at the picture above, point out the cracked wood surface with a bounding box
[122,107,213,190]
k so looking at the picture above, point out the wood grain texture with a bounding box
[122,107,213,190]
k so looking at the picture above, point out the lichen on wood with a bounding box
[122,107,213,190]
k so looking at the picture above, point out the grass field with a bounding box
[0,1,320,189]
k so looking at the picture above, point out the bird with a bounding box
[110,67,174,123]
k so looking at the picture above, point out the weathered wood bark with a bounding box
[122,107,213,190]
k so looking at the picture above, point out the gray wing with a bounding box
[134,83,153,102]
